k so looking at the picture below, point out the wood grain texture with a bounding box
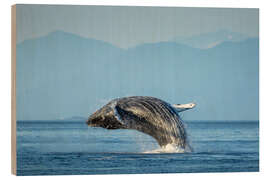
[11,4,16,175]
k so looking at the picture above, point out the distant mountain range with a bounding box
[57,116,87,122]
[16,30,259,121]
[172,30,252,49]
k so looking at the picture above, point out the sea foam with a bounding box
[143,143,186,153]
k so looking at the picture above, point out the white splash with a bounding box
[143,144,186,154]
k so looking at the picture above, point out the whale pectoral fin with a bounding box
[112,105,126,125]
[113,104,141,126]
[114,105,135,124]
[172,103,196,112]
[114,105,148,129]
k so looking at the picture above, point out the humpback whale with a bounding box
[86,96,196,151]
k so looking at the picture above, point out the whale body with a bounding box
[86,96,196,151]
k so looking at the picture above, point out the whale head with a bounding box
[86,103,125,129]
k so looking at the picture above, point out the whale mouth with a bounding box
[86,118,104,128]
[86,119,95,126]
[86,115,126,129]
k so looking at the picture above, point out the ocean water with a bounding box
[17,121,259,175]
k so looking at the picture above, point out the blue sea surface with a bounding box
[17,121,259,175]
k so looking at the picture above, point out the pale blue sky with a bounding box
[16,4,259,48]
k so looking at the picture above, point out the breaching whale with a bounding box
[86,96,196,151]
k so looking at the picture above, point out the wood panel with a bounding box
[11,4,16,175]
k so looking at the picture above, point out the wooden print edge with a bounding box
[11,4,17,175]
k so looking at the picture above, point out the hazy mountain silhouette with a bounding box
[173,30,251,49]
